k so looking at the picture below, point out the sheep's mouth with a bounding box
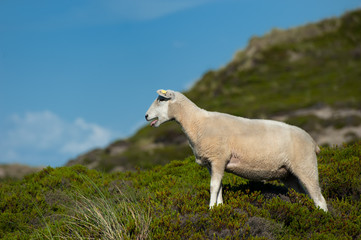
[148,117,158,127]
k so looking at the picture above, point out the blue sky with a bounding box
[1,0,361,167]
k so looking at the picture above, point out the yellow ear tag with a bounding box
[161,90,167,94]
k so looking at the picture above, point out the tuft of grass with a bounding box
[36,177,152,240]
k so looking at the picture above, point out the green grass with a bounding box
[1,142,361,239]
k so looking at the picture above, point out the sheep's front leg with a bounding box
[217,183,223,205]
[208,164,224,208]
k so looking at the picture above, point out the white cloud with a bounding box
[105,0,215,21]
[0,111,114,166]
[7,111,65,150]
[2,0,218,30]
[51,0,217,27]
[61,118,112,154]
[172,40,186,49]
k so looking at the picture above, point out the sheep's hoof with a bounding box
[209,203,223,209]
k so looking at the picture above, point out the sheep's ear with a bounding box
[157,89,175,99]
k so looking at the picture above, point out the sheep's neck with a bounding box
[171,99,203,148]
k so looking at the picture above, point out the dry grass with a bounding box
[37,179,151,240]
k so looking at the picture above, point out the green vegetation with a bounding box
[1,142,360,239]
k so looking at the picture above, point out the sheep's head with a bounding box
[145,89,175,127]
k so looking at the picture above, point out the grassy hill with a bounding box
[67,9,361,172]
[1,142,360,239]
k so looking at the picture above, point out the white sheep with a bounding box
[145,89,328,211]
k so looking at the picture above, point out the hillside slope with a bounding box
[67,9,361,172]
[0,164,43,180]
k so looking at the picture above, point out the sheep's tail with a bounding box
[312,138,321,155]
[315,145,321,155]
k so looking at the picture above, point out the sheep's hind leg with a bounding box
[293,170,328,212]
[281,173,306,194]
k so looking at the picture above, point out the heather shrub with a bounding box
[1,143,360,239]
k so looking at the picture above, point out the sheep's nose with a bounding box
[145,114,149,120]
